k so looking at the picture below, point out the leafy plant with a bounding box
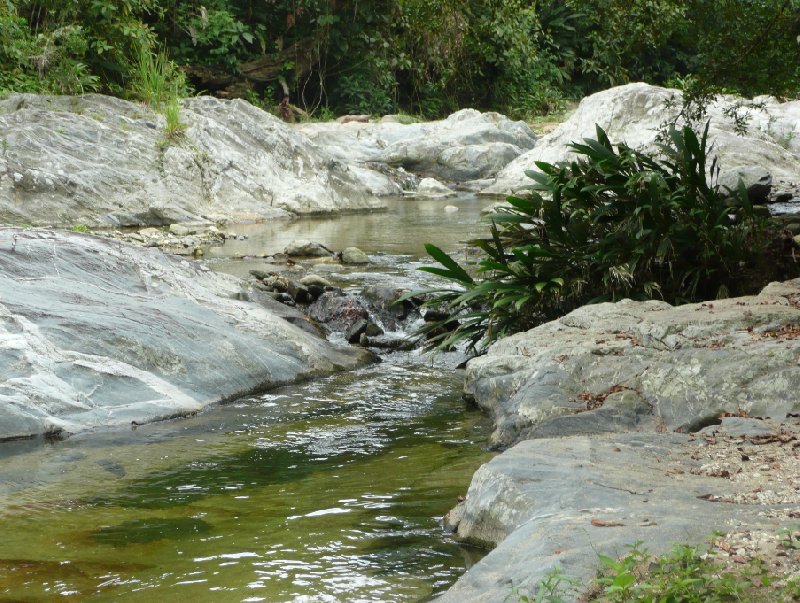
[70,224,91,233]
[159,98,186,146]
[411,123,789,352]
[128,43,186,107]
[588,539,798,602]
[506,566,579,602]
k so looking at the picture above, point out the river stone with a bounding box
[485,83,800,195]
[0,94,385,228]
[416,177,455,197]
[284,239,332,257]
[297,108,537,182]
[438,431,793,603]
[299,274,332,288]
[341,247,369,264]
[308,291,369,334]
[718,166,773,203]
[465,279,800,449]
[0,229,371,440]
[168,223,190,237]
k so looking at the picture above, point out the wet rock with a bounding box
[341,246,369,264]
[285,239,333,257]
[287,279,311,304]
[0,228,371,440]
[308,291,369,334]
[346,318,369,343]
[299,274,333,288]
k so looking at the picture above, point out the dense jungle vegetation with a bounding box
[1,0,798,117]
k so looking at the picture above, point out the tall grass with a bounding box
[129,44,185,107]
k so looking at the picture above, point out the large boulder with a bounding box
[297,108,537,183]
[440,421,799,602]
[485,83,800,195]
[0,228,371,440]
[0,94,385,228]
[465,279,800,449]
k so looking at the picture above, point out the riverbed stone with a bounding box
[0,228,371,440]
[284,239,333,257]
[0,94,385,228]
[416,177,455,197]
[341,246,369,264]
[485,83,800,195]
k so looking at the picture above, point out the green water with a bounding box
[0,360,492,602]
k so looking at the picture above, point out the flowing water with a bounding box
[0,195,496,602]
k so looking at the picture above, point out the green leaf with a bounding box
[423,244,474,285]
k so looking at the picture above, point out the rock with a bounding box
[464,279,800,449]
[286,279,311,304]
[444,205,459,212]
[345,318,369,343]
[0,229,371,440]
[299,274,333,288]
[284,239,333,257]
[341,246,369,264]
[0,94,384,228]
[337,114,370,123]
[416,177,456,197]
[297,108,536,183]
[438,430,798,603]
[308,291,369,334]
[718,166,773,203]
[364,322,384,337]
[485,83,800,195]
[169,223,190,236]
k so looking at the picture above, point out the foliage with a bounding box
[587,540,800,602]
[128,42,187,106]
[412,123,778,352]
[1,1,799,115]
[160,98,185,143]
[506,567,579,602]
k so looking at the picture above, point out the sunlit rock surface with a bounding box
[486,83,800,194]
[0,94,385,227]
[0,229,371,439]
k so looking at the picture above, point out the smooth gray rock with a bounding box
[718,166,773,203]
[486,83,800,195]
[0,229,370,439]
[415,177,455,198]
[284,239,333,257]
[465,280,800,448]
[0,94,385,227]
[297,108,537,183]
[341,246,369,264]
[439,432,792,603]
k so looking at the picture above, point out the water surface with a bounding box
[0,196,494,602]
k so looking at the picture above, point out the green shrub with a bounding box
[413,123,790,352]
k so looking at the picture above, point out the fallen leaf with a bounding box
[591,518,625,527]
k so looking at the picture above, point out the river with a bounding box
[0,194,495,602]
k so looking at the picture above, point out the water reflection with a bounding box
[0,361,492,602]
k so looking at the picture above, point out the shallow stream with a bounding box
[0,195,495,602]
